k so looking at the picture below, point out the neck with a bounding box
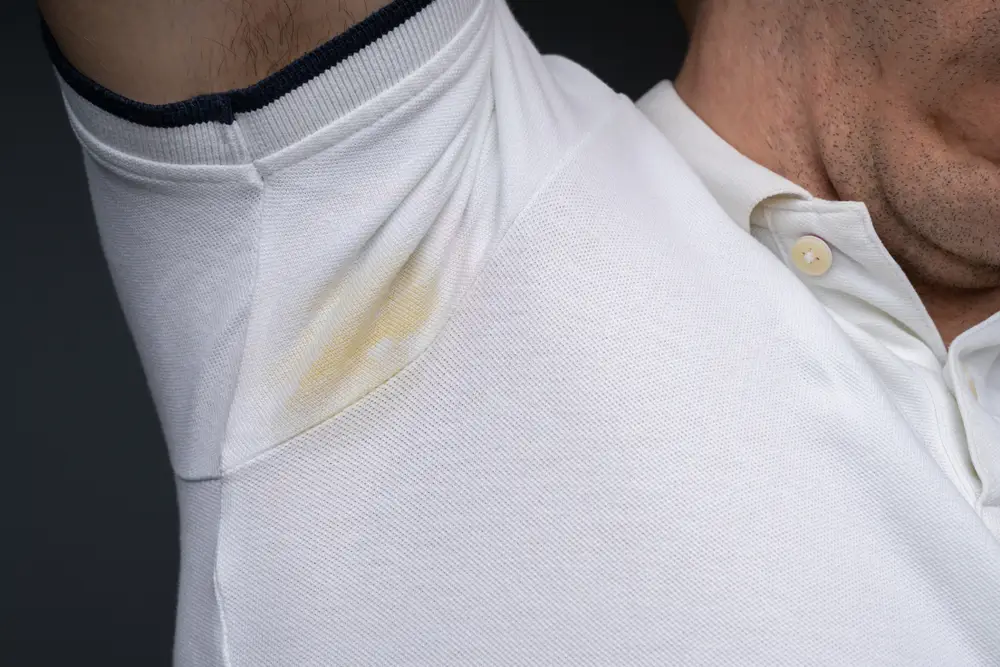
[911,282,1000,348]
[674,4,997,348]
[674,2,838,200]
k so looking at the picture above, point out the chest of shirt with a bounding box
[750,199,999,532]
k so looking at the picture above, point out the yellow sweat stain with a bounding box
[288,256,439,413]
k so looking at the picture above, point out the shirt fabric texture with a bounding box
[51,0,999,665]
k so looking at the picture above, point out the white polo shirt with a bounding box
[639,81,1000,535]
[50,0,999,665]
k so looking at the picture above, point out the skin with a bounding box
[676,0,1000,347]
[37,0,390,104]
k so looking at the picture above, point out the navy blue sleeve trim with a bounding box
[40,0,435,128]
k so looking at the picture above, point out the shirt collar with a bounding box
[637,80,812,233]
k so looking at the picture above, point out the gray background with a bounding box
[9,1,688,664]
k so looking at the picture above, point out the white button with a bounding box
[790,235,833,276]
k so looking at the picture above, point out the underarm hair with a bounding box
[38,0,389,104]
[233,0,379,78]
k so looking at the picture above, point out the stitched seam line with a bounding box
[221,96,630,478]
[208,121,262,667]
